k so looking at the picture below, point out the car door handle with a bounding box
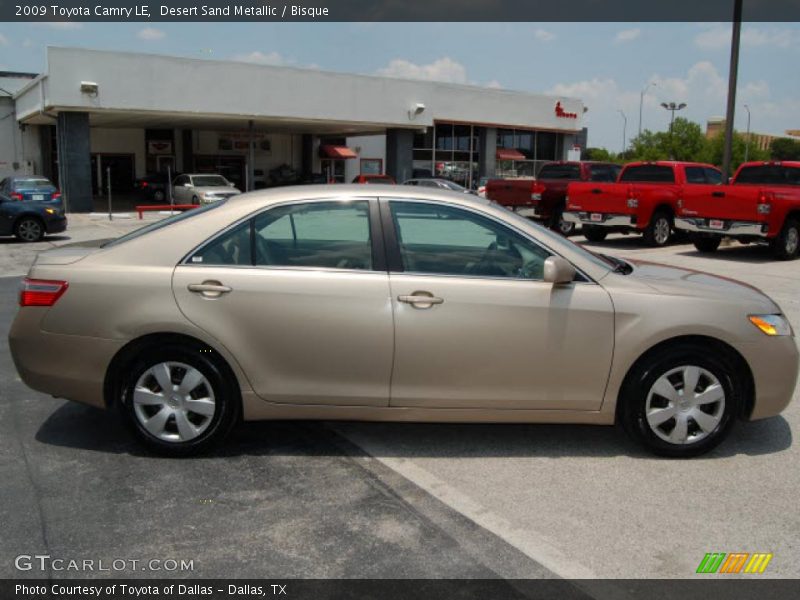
[712,191,725,198]
[398,292,444,308]
[591,189,603,194]
[188,281,232,297]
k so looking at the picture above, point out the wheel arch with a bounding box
[13,212,46,232]
[615,334,755,422]
[103,332,242,409]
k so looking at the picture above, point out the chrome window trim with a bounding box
[382,196,597,284]
[180,196,382,273]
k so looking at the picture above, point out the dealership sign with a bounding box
[555,102,578,119]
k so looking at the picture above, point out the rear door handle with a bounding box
[712,191,725,198]
[188,281,232,298]
[398,292,444,309]
[591,189,602,194]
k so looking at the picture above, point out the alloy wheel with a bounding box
[18,219,42,242]
[132,361,216,443]
[645,365,725,445]
[786,227,799,256]
[558,217,575,236]
[653,217,670,246]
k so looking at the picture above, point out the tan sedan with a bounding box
[9,186,799,457]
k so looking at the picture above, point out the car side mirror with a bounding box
[183,183,192,188]
[543,256,576,285]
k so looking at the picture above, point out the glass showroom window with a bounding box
[413,122,479,189]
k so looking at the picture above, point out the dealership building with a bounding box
[1,47,587,212]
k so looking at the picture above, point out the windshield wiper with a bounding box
[600,253,633,275]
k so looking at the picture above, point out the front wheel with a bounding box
[619,344,740,457]
[691,235,721,253]
[117,344,240,456]
[582,225,607,242]
[643,211,672,247]
[771,218,800,260]
[550,205,575,236]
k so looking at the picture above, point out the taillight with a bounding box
[141,181,148,188]
[11,192,23,201]
[531,181,545,201]
[19,278,69,307]
[757,191,772,215]
[52,191,62,201]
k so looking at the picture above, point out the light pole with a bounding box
[660,101,687,159]
[618,110,628,155]
[638,82,656,137]
[743,103,751,163]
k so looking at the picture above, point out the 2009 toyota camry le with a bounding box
[9,186,799,458]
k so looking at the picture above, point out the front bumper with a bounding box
[46,216,67,234]
[675,217,768,237]
[9,308,123,409]
[563,212,635,228]
[739,334,799,420]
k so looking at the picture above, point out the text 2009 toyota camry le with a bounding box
[9,186,799,457]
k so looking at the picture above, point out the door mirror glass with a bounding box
[543,256,576,284]
[184,182,192,188]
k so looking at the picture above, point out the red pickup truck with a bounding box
[564,161,722,246]
[485,161,621,235]
[675,161,800,260]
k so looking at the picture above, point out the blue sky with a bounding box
[1,22,799,150]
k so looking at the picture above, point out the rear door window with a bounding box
[619,165,675,183]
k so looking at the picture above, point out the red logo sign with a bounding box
[555,102,578,119]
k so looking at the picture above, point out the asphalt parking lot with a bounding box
[1,220,799,582]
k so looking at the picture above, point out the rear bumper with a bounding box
[8,308,123,409]
[511,205,544,219]
[563,212,635,228]
[675,217,768,238]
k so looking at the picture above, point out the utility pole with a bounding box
[722,0,743,180]
[743,103,751,164]
[618,110,628,155]
[638,82,656,137]
[660,102,687,159]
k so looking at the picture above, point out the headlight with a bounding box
[748,314,793,336]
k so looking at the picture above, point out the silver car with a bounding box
[9,185,798,457]
[172,173,241,204]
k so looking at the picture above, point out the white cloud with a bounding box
[695,25,798,49]
[377,57,468,84]
[0,33,9,46]
[485,79,503,89]
[137,28,165,41]
[534,29,556,42]
[231,51,289,66]
[614,28,641,44]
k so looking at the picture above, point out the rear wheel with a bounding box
[643,211,672,247]
[116,344,240,456]
[771,218,800,260]
[582,225,607,242]
[152,189,166,203]
[691,235,722,253]
[550,204,575,236]
[14,217,45,243]
[619,343,740,457]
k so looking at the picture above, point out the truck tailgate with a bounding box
[566,182,630,214]
[681,185,764,222]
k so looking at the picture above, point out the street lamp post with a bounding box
[743,103,751,164]
[618,110,628,155]
[638,82,656,137]
[660,101,687,158]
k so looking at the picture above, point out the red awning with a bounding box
[496,148,526,161]
[320,145,358,159]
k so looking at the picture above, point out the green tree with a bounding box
[702,131,769,171]
[770,137,800,161]
[664,118,707,162]
[582,147,614,161]
[628,129,669,161]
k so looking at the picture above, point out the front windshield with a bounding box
[442,180,467,192]
[102,201,227,248]
[192,175,229,187]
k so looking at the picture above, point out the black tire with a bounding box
[771,218,800,261]
[116,343,240,457]
[619,343,741,458]
[192,195,199,205]
[152,189,166,203]
[582,225,607,242]
[691,235,722,253]
[14,216,45,243]
[550,204,575,237]
[643,210,672,247]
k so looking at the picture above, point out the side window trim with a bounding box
[183,197,387,273]
[378,197,591,283]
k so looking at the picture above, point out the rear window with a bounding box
[102,201,227,248]
[13,178,54,190]
[619,165,675,183]
[537,164,581,180]
[589,165,620,182]
[735,165,800,186]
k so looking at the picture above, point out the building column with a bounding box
[385,128,413,183]
[478,127,497,178]
[56,112,92,213]
[181,129,194,173]
[301,134,314,178]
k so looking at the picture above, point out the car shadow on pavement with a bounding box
[675,245,777,264]
[0,235,70,245]
[35,401,793,460]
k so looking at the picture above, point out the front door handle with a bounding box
[188,281,232,298]
[398,291,444,309]
[591,189,603,194]
[712,191,725,198]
